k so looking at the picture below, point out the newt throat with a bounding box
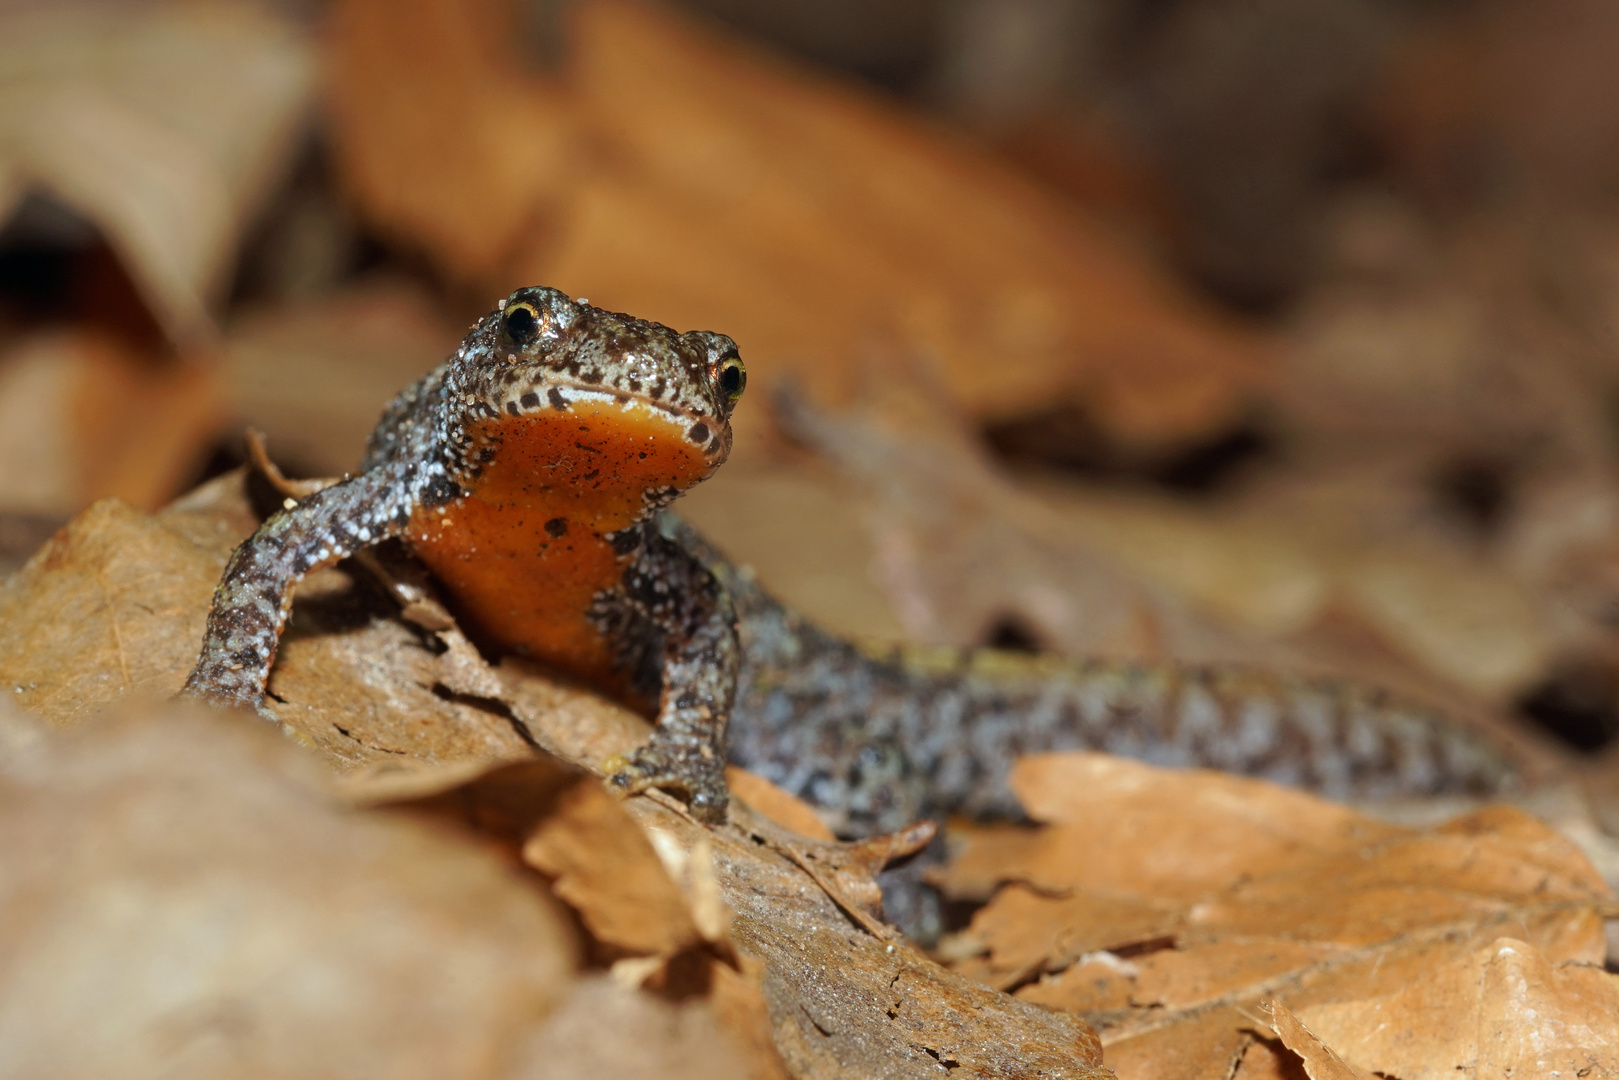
[409,387,725,686]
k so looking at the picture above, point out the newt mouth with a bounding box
[489,379,730,461]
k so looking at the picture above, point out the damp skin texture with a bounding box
[183,286,747,822]
[184,285,1520,840]
[675,520,1523,839]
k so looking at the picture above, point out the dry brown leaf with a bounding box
[0,330,224,516]
[1297,936,1619,1079]
[1341,547,1555,699]
[221,283,459,475]
[0,700,578,1079]
[547,0,1269,446]
[774,369,1263,661]
[776,380,1575,740]
[724,764,837,842]
[948,884,1183,990]
[332,690,1099,1075]
[0,2,315,346]
[343,753,781,1075]
[1099,1008,1261,1080]
[324,0,1269,447]
[324,0,574,285]
[678,460,907,644]
[1251,189,1619,712]
[661,795,1106,1078]
[0,476,1108,1078]
[0,495,225,722]
[938,753,1612,1080]
[1266,1002,1374,1080]
[1015,954,1140,1014]
[707,957,794,1080]
[940,754,1389,903]
[1133,940,1346,1010]
[0,471,537,768]
[523,780,703,957]
[507,976,756,1080]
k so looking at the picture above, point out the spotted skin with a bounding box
[184,286,745,821]
[186,286,1520,844]
[661,520,1521,839]
[658,520,1520,938]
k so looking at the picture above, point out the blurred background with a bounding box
[5,0,1619,788]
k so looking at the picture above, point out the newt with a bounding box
[184,285,1520,840]
[184,286,748,820]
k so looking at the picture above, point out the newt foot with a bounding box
[606,742,729,824]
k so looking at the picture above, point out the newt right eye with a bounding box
[503,302,542,347]
[715,353,746,402]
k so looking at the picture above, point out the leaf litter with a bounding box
[3,441,1614,1076]
[934,753,1617,1079]
[0,471,1107,1079]
[325,0,1270,453]
[2,0,1619,1074]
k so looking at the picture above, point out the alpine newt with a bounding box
[183,286,747,821]
[184,285,1519,841]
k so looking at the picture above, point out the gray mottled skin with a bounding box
[667,517,1519,937]
[591,529,741,819]
[184,286,745,820]
[663,520,1520,838]
[187,284,1520,848]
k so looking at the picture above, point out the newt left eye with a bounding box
[715,354,746,402]
[502,302,543,347]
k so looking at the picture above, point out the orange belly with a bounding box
[407,397,715,687]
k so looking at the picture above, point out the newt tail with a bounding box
[669,519,1521,839]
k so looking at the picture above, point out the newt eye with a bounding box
[715,353,746,402]
[502,302,543,348]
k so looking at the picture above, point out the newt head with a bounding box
[440,286,745,511]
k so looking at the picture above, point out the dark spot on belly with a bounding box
[545,517,569,538]
[687,422,710,444]
[520,391,540,409]
[548,387,567,410]
[505,401,521,416]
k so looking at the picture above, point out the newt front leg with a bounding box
[603,531,740,822]
[182,470,413,711]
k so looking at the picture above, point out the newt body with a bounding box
[186,285,1519,842]
[184,287,747,820]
